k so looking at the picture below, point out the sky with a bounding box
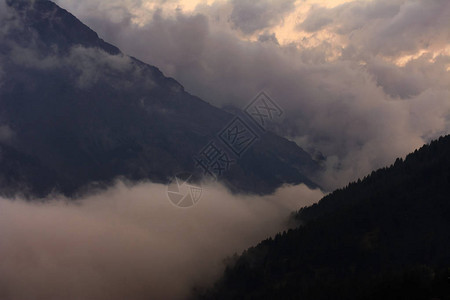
[52,0,450,189]
[0,1,449,299]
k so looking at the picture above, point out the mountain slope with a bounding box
[198,135,450,300]
[0,0,319,197]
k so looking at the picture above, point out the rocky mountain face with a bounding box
[0,0,320,197]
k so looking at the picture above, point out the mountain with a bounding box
[0,0,320,197]
[197,135,450,300]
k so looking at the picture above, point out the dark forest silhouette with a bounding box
[198,135,450,300]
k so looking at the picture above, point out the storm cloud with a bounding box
[52,0,450,189]
[1,1,449,298]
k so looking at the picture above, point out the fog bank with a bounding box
[0,181,323,300]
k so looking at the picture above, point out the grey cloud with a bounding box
[0,62,4,88]
[49,0,450,189]
[0,0,140,90]
[258,31,279,45]
[0,0,5,19]
[0,0,24,37]
[66,46,143,89]
[3,2,448,296]
[0,181,323,300]
[0,0,8,18]
[0,125,14,142]
[300,0,450,58]
[366,54,450,98]
[229,0,295,35]
[7,42,152,89]
[54,5,210,76]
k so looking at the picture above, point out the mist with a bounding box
[0,0,448,298]
[0,181,323,300]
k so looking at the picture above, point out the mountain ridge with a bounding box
[0,0,320,197]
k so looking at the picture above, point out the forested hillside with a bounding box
[198,135,450,300]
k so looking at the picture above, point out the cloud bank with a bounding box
[0,181,323,300]
[54,0,450,189]
[0,1,448,298]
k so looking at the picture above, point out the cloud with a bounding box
[0,0,23,36]
[0,2,448,295]
[258,31,280,45]
[300,0,450,58]
[0,125,14,142]
[6,42,152,89]
[229,0,295,35]
[0,62,4,88]
[0,181,323,300]
[366,54,450,98]
[49,0,450,190]
[0,0,7,18]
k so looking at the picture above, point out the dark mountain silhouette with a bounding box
[0,0,319,197]
[197,135,450,300]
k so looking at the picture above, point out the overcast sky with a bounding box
[0,1,449,299]
[52,0,450,189]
